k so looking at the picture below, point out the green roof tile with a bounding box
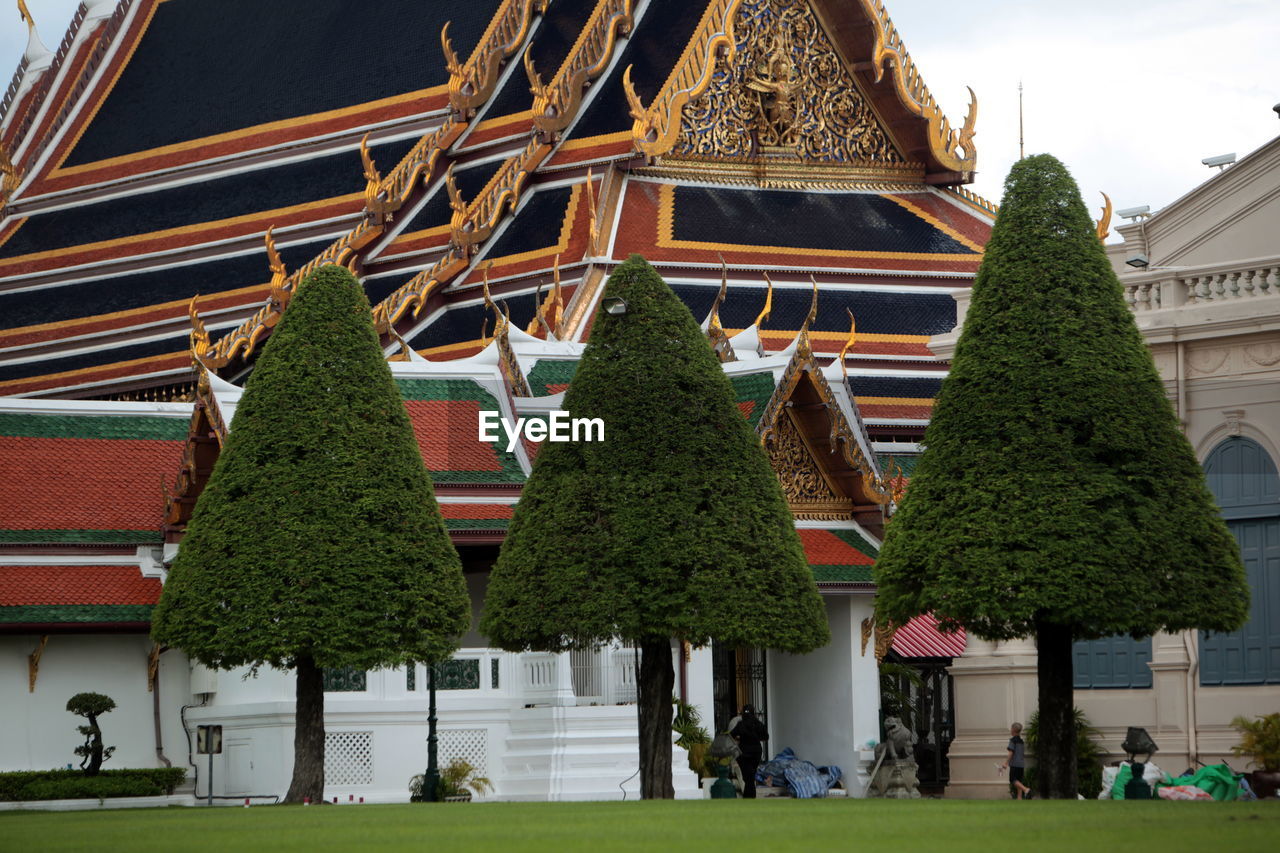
[831,528,879,559]
[0,604,154,624]
[0,412,188,441]
[0,529,163,544]
[730,372,776,430]
[810,564,875,583]
[526,360,579,396]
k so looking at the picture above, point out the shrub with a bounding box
[0,768,186,801]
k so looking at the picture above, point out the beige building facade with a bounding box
[933,134,1280,798]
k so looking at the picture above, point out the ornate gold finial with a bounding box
[838,308,856,379]
[481,261,505,336]
[387,326,415,362]
[622,64,647,122]
[17,0,34,33]
[440,22,462,76]
[549,252,564,333]
[1096,191,1113,241]
[264,227,288,305]
[755,272,774,329]
[526,279,552,337]
[359,133,381,210]
[444,163,465,217]
[524,49,548,103]
[801,276,819,332]
[709,255,728,334]
[188,296,210,362]
[585,168,600,255]
[958,86,978,159]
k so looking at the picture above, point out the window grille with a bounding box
[322,666,367,692]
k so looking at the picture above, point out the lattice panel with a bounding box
[439,728,487,776]
[325,731,373,786]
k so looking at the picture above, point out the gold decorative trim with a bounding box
[944,184,998,218]
[28,635,48,693]
[624,0,745,159]
[369,118,462,219]
[531,0,637,136]
[451,137,551,249]
[0,141,20,206]
[445,0,549,117]
[853,0,976,173]
[372,247,469,332]
[635,154,924,189]
[757,329,890,505]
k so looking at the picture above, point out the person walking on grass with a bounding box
[1002,722,1032,799]
[729,705,768,799]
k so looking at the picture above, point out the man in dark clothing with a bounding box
[729,705,768,798]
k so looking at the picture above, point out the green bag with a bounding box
[1110,764,1133,800]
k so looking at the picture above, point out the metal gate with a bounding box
[882,656,955,790]
[712,645,767,734]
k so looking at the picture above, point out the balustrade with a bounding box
[1123,259,1280,312]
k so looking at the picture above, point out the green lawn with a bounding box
[1,799,1275,852]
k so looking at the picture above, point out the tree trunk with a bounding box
[1035,620,1077,799]
[637,637,675,799]
[285,655,326,804]
[86,715,103,776]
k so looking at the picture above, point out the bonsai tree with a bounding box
[482,255,828,798]
[66,692,116,776]
[152,265,470,804]
[874,154,1250,798]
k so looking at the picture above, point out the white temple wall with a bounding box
[1,634,189,774]
[767,594,878,795]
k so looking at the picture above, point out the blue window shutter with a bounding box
[1200,437,1280,686]
[1072,635,1152,688]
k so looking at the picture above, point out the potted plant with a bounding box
[409,759,493,802]
[1231,712,1280,799]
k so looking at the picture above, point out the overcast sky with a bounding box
[5,0,1279,232]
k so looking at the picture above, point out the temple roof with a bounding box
[0,400,187,544]
[1,0,992,401]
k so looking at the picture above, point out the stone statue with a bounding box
[875,716,916,762]
[868,716,921,798]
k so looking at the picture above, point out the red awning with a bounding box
[891,613,966,658]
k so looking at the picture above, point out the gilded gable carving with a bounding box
[674,0,904,165]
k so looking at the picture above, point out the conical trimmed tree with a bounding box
[152,266,470,804]
[874,155,1249,798]
[481,255,829,798]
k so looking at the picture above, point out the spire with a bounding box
[837,308,857,379]
[18,0,51,66]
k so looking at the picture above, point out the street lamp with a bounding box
[422,664,440,802]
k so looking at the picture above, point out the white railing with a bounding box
[570,644,639,706]
[1124,256,1280,312]
[520,651,576,706]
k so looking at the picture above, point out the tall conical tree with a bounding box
[481,255,829,798]
[152,265,470,804]
[874,154,1249,798]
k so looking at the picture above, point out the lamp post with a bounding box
[423,663,439,802]
[1121,726,1158,800]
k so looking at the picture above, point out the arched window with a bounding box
[1199,436,1280,686]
